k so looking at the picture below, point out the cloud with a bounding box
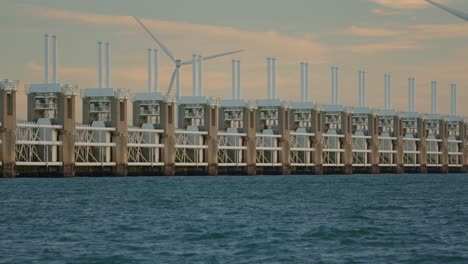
[340,26,404,37]
[341,41,422,54]
[20,4,329,65]
[370,0,451,9]
[340,23,468,39]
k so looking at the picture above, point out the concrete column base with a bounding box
[441,165,449,174]
[113,165,128,177]
[370,165,380,174]
[164,164,175,176]
[462,165,468,173]
[282,165,291,176]
[62,163,75,177]
[208,164,218,176]
[314,165,323,175]
[1,163,16,178]
[419,165,428,174]
[247,164,256,176]
[344,165,352,175]
[396,165,404,174]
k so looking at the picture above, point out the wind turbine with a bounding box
[425,0,468,21]
[133,16,243,98]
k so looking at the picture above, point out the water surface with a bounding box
[1,174,467,263]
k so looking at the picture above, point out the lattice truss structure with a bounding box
[175,131,205,164]
[321,135,343,165]
[127,128,162,164]
[15,123,59,164]
[425,120,441,166]
[447,121,462,166]
[290,134,312,165]
[378,116,395,166]
[351,114,369,166]
[402,118,419,166]
[352,137,368,166]
[217,133,244,165]
[379,138,394,165]
[256,135,279,165]
[403,139,418,166]
[74,126,113,164]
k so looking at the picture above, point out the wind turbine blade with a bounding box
[166,67,178,96]
[180,60,193,65]
[203,50,244,61]
[133,16,177,63]
[425,0,468,21]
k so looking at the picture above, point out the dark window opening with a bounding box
[250,111,254,129]
[168,105,173,125]
[120,102,125,121]
[211,108,216,127]
[7,94,13,116]
[67,98,72,119]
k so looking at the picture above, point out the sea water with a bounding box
[1,174,467,263]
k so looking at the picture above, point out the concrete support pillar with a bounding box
[369,115,380,174]
[161,100,176,176]
[0,89,16,177]
[279,106,291,175]
[111,95,128,176]
[312,111,323,175]
[204,103,218,176]
[418,119,427,174]
[243,107,257,176]
[58,93,76,177]
[395,116,404,174]
[463,123,468,172]
[440,120,449,173]
[342,112,352,174]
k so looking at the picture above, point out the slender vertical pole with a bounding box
[198,55,203,96]
[305,63,309,102]
[154,49,159,92]
[362,71,366,107]
[358,70,362,107]
[237,60,241,100]
[192,54,197,96]
[98,41,102,89]
[331,66,335,104]
[267,57,271,99]
[148,48,152,93]
[44,33,49,84]
[388,74,392,110]
[335,66,339,105]
[52,34,57,84]
[105,42,110,88]
[411,78,416,112]
[408,78,412,112]
[384,74,388,110]
[176,68,180,99]
[300,63,304,102]
[431,81,437,114]
[272,58,277,99]
[232,59,236,99]
[451,84,457,116]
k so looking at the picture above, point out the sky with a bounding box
[1,0,468,121]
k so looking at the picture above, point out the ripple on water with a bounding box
[1,174,468,263]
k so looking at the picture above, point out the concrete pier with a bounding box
[204,102,218,176]
[111,93,129,176]
[243,105,257,176]
[312,110,323,175]
[0,80,17,177]
[279,106,291,175]
[161,100,176,176]
[58,87,76,177]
